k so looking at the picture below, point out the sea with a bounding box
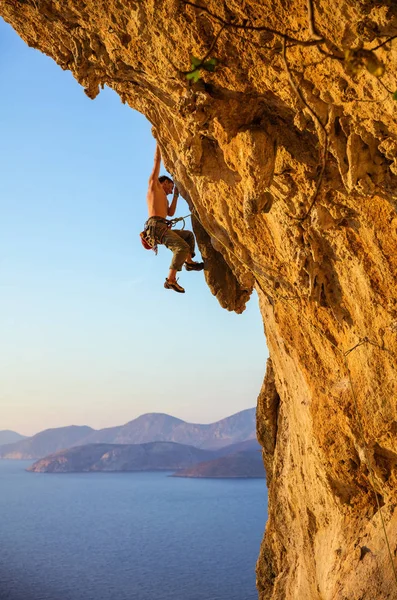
[0,460,268,600]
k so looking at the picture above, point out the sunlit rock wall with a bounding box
[2,0,397,597]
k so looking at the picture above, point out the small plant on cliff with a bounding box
[186,55,217,83]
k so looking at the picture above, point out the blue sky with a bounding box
[0,19,268,436]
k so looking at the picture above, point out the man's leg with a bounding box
[172,229,195,260]
[162,229,191,273]
[172,230,204,270]
[161,229,190,292]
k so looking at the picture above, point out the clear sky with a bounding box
[0,19,269,436]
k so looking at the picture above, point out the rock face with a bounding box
[2,1,397,598]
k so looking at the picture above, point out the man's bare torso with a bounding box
[147,181,168,218]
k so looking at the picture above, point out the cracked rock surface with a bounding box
[2,0,397,597]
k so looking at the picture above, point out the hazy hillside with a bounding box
[28,442,218,473]
[1,409,256,459]
[214,438,261,456]
[0,430,26,446]
[173,451,265,479]
[83,408,256,449]
[0,426,95,459]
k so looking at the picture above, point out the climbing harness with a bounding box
[140,214,191,254]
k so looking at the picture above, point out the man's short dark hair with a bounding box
[159,175,173,184]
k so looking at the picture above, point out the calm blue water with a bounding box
[0,461,267,600]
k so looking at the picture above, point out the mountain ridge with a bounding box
[0,430,26,446]
[0,426,95,459]
[0,409,256,459]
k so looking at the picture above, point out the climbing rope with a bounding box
[167,213,191,230]
[189,207,397,589]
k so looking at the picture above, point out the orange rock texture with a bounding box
[1,0,397,597]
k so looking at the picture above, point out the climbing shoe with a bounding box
[185,261,204,272]
[164,278,185,293]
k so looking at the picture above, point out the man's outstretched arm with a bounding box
[149,143,161,184]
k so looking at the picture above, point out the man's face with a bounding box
[162,180,174,195]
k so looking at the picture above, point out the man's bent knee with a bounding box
[170,242,190,271]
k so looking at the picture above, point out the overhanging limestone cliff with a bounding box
[2,1,397,597]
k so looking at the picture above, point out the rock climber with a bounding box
[144,143,204,293]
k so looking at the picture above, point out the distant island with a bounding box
[27,439,264,478]
[173,451,265,479]
[28,442,217,473]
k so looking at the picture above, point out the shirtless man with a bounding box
[145,143,204,293]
